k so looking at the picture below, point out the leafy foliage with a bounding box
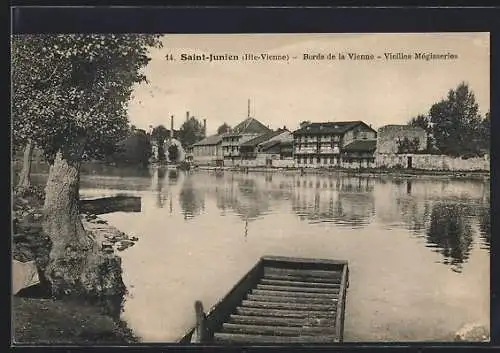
[11,34,162,163]
[177,117,205,148]
[108,129,152,166]
[396,137,421,153]
[429,83,483,157]
[217,123,231,135]
[407,83,489,157]
[409,114,431,132]
[151,125,170,161]
[168,144,179,162]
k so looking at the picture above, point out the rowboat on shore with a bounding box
[179,256,349,344]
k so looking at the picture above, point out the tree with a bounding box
[178,117,205,148]
[429,82,483,157]
[408,114,435,151]
[110,129,152,166]
[409,114,431,132]
[15,139,35,190]
[396,137,421,154]
[11,34,162,299]
[217,123,231,135]
[151,124,170,161]
[168,144,179,162]
[478,111,490,153]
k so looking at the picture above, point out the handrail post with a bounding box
[191,300,207,343]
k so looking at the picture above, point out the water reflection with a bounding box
[168,169,179,184]
[477,205,490,248]
[179,175,205,220]
[426,203,474,272]
[151,168,167,208]
[135,170,489,273]
[291,175,375,227]
[76,168,490,342]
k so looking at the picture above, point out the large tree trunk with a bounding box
[17,139,34,190]
[42,149,126,312]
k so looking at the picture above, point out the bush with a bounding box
[177,161,191,171]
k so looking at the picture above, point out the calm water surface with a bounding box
[33,165,491,342]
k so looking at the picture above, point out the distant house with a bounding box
[239,128,294,167]
[221,117,272,165]
[293,121,377,168]
[342,139,377,168]
[191,134,224,166]
[376,125,428,154]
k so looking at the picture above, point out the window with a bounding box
[297,158,301,164]
[309,157,314,164]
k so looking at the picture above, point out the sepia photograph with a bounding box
[11,32,490,345]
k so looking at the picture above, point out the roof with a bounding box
[259,135,294,151]
[240,129,286,148]
[226,117,272,136]
[378,124,426,132]
[192,134,223,146]
[293,121,373,135]
[343,139,377,152]
[259,140,280,151]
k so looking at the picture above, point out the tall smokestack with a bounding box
[247,99,251,118]
[186,111,190,122]
[170,115,174,139]
[203,118,207,135]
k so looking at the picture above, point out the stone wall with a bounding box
[239,155,295,168]
[375,153,490,171]
[377,125,427,154]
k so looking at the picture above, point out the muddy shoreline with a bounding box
[193,166,490,181]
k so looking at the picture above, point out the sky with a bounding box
[128,33,490,136]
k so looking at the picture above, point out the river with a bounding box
[30,164,490,342]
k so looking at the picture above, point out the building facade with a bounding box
[191,134,223,166]
[239,129,295,167]
[293,121,377,168]
[222,117,272,165]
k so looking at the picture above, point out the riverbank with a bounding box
[193,165,490,180]
[13,296,138,344]
[12,186,138,345]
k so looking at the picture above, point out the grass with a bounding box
[12,296,138,345]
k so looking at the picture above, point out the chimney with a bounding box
[170,115,174,139]
[247,99,251,118]
[203,118,207,135]
[186,111,190,122]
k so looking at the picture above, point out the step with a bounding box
[229,314,335,327]
[263,273,341,284]
[251,289,339,298]
[259,279,341,288]
[247,294,337,305]
[241,300,336,311]
[235,307,337,319]
[256,284,340,294]
[213,332,336,344]
[221,323,337,336]
[264,267,343,279]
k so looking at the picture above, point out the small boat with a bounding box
[180,256,349,344]
[79,195,141,215]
